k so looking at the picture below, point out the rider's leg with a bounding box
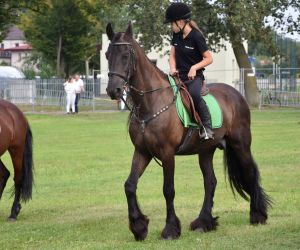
[185,77,214,139]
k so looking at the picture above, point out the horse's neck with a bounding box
[132,47,167,89]
[130,45,171,114]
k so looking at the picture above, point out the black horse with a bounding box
[0,99,34,220]
[105,22,271,241]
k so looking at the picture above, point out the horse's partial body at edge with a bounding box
[105,22,271,241]
[0,99,33,220]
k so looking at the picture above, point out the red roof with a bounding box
[4,44,32,52]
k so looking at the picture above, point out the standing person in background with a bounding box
[64,77,76,114]
[74,74,85,113]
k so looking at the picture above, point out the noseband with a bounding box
[107,42,136,84]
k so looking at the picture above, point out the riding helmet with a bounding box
[164,2,192,23]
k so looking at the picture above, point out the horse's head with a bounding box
[105,22,135,100]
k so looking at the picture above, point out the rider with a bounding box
[165,2,214,139]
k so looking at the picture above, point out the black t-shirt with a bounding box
[171,29,208,81]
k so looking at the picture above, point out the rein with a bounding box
[128,84,171,96]
[131,84,180,132]
[126,74,184,129]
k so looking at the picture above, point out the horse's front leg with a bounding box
[161,153,181,240]
[125,149,151,241]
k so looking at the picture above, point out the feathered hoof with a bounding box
[161,217,181,240]
[190,215,219,232]
[129,214,149,241]
[250,211,267,225]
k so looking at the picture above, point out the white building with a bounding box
[1,26,26,49]
[0,26,32,71]
[100,33,244,92]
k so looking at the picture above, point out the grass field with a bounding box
[0,109,299,249]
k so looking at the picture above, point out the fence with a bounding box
[0,68,299,112]
[239,67,300,108]
[0,78,119,112]
[259,90,300,108]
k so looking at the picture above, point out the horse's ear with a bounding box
[106,23,114,41]
[125,21,133,38]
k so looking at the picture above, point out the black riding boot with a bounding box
[198,101,214,140]
[184,76,214,140]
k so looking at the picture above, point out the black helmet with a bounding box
[164,3,192,24]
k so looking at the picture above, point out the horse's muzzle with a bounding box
[106,86,122,100]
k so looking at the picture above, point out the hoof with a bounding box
[7,217,17,222]
[250,211,267,225]
[129,215,149,241]
[161,217,181,240]
[190,215,218,232]
[8,203,21,221]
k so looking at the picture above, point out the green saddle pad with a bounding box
[168,75,223,128]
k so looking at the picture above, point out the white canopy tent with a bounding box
[0,66,25,78]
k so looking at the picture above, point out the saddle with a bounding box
[178,79,209,126]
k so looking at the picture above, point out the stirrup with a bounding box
[199,126,214,140]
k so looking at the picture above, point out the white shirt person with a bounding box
[74,74,85,113]
[64,77,77,114]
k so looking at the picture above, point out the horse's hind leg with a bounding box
[7,149,23,221]
[125,149,152,241]
[190,149,218,232]
[225,135,271,224]
[0,159,10,200]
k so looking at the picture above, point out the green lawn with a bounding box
[0,109,299,249]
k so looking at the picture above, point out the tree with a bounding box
[81,0,126,76]
[0,0,46,41]
[106,0,298,106]
[127,0,170,52]
[20,0,127,77]
[20,0,96,77]
[197,0,299,105]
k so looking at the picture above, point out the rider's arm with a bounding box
[169,46,177,75]
[188,50,213,80]
[192,50,213,71]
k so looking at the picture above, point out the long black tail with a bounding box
[223,144,272,208]
[21,126,34,202]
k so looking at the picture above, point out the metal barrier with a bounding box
[238,68,300,108]
[239,68,299,92]
[0,68,299,112]
[0,78,118,112]
[259,90,300,108]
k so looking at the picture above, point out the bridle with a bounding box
[107,42,136,85]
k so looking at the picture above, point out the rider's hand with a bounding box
[188,66,197,80]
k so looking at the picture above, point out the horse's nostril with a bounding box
[106,87,115,99]
[106,86,123,100]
